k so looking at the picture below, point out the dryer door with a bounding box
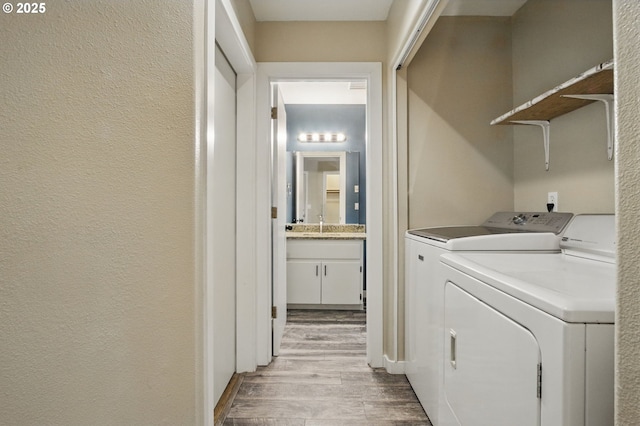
[444,282,541,426]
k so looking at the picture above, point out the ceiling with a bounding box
[269,0,528,104]
[441,0,527,16]
[249,0,528,22]
[279,81,367,105]
[249,0,394,22]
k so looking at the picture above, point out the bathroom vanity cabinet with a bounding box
[286,239,364,309]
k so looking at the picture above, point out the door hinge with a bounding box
[272,306,277,319]
[537,363,542,399]
[271,207,277,219]
[271,107,278,119]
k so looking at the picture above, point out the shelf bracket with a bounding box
[511,120,551,171]
[562,94,615,160]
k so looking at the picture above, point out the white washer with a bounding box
[439,214,615,426]
[405,212,573,425]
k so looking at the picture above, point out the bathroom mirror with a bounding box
[296,151,345,224]
[289,151,360,224]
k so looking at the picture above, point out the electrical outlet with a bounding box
[547,192,558,212]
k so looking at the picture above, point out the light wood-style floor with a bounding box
[223,309,432,425]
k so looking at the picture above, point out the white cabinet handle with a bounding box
[315,265,319,276]
[450,329,457,369]
[324,265,327,276]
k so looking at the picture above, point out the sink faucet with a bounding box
[318,215,323,233]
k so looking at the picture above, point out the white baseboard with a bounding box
[384,354,406,374]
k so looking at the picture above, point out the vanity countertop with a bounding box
[286,224,366,240]
[286,231,366,240]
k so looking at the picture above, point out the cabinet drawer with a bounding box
[287,240,362,260]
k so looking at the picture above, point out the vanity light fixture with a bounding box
[297,132,346,143]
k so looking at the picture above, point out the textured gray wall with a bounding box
[0,2,198,424]
[614,0,640,422]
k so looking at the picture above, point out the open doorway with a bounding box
[256,62,383,368]
[275,80,368,354]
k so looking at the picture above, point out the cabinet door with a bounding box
[287,260,321,304]
[321,260,362,305]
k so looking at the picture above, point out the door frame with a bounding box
[256,62,384,368]
[213,1,259,377]
[198,0,257,424]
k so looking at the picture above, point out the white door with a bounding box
[444,282,541,426]
[271,86,287,356]
[212,44,236,405]
[286,261,322,304]
[321,261,362,305]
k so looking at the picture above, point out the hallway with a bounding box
[223,310,431,425]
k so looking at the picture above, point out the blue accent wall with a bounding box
[285,104,366,224]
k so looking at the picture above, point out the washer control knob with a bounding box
[512,214,527,225]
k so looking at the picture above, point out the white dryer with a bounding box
[439,214,615,426]
[405,212,573,425]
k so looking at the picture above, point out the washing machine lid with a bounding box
[406,229,564,251]
[408,226,522,241]
[441,252,615,323]
[407,212,572,250]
